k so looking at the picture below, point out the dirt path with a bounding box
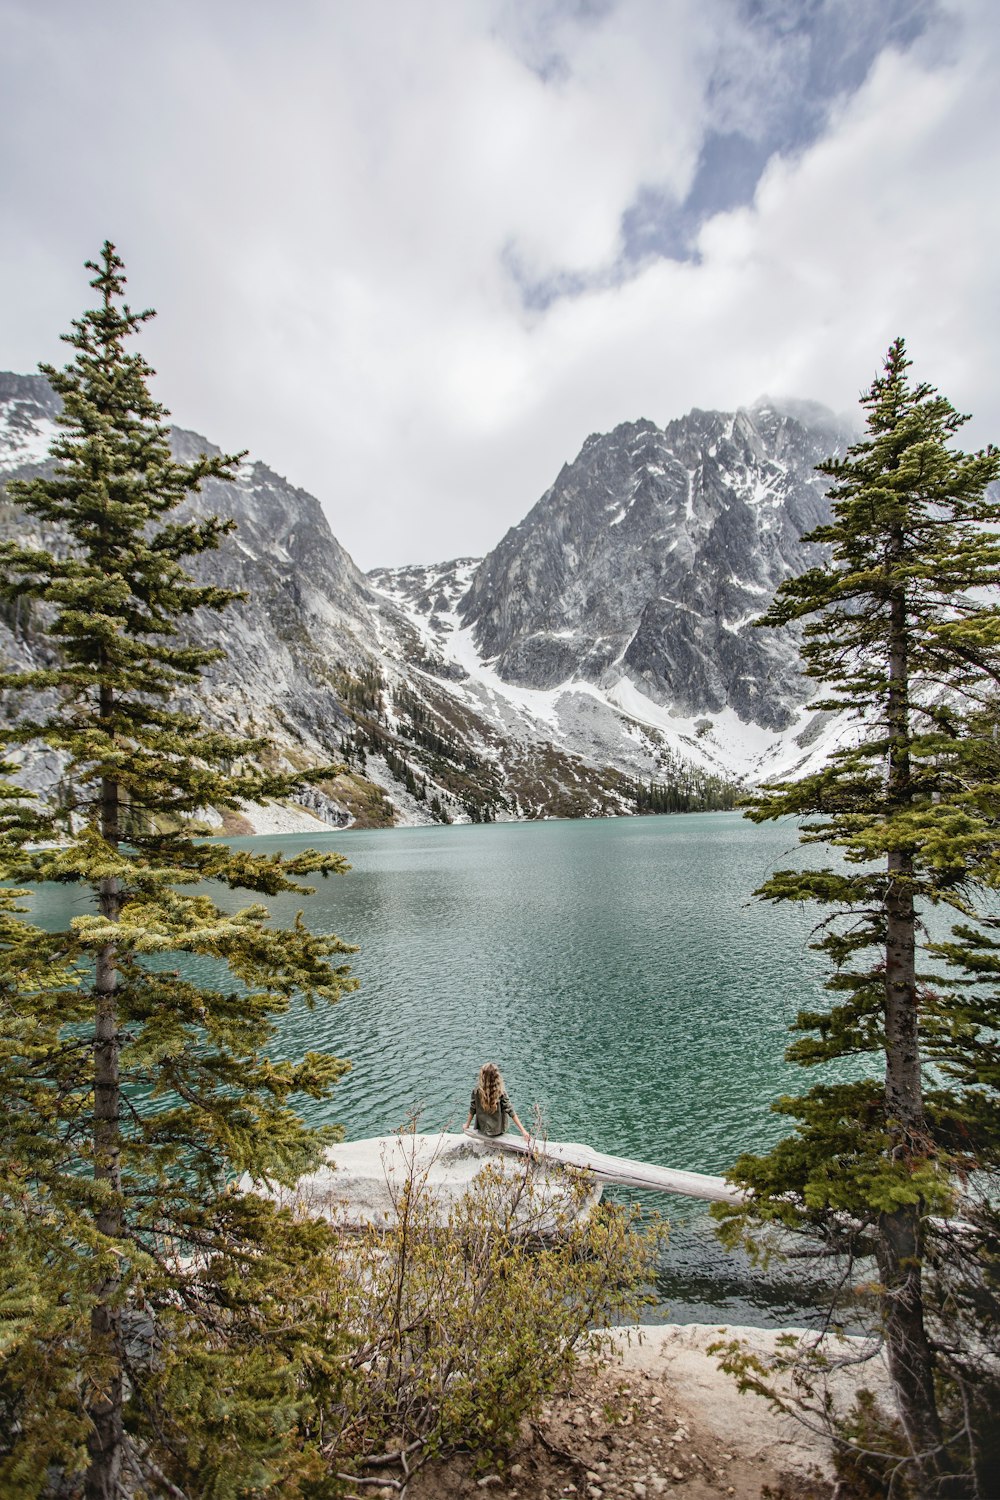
[372,1324,888,1500]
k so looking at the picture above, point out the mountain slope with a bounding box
[369,400,855,791]
[0,373,393,830]
[458,402,850,730]
[1,373,849,828]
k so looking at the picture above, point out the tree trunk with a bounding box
[877,1206,944,1495]
[85,746,125,1500]
[880,582,943,1493]
[881,852,944,1486]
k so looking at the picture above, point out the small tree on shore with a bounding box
[0,244,357,1497]
[718,340,1000,1495]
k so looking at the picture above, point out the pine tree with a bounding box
[0,244,358,1497]
[720,340,1000,1495]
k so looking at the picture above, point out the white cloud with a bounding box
[0,0,995,567]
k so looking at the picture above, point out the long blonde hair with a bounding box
[477,1062,504,1114]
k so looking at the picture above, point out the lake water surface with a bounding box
[30,812,855,1326]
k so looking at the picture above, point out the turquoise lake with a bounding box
[29,811,861,1326]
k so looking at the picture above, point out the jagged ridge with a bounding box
[458,403,850,731]
[1,374,849,829]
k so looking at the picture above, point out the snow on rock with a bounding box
[456,403,853,734]
[2,369,861,823]
[235,800,340,836]
[370,399,860,801]
[241,1131,603,1232]
[0,409,60,472]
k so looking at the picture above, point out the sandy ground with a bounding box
[362,1323,890,1500]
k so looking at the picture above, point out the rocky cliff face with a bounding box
[0,373,395,829]
[459,401,849,731]
[1,372,849,828]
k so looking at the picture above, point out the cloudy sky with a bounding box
[2,0,997,568]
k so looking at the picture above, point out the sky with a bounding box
[2,0,998,570]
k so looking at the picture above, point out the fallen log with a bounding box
[466,1129,746,1204]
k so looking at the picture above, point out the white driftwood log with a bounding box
[466,1128,747,1204]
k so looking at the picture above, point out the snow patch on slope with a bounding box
[236,801,336,836]
[0,410,60,471]
[371,566,842,786]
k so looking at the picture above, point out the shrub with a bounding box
[311,1146,664,1489]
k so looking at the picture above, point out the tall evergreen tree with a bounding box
[0,244,357,1498]
[720,340,1000,1495]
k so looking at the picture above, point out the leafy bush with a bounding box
[311,1146,664,1490]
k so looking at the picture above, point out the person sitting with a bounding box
[464,1061,531,1141]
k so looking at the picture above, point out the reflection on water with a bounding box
[26,812,858,1326]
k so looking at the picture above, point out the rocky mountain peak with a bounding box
[2,367,850,828]
[457,402,844,730]
[0,371,386,818]
[0,371,60,413]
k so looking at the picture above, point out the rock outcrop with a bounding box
[457,401,851,731]
[241,1131,603,1232]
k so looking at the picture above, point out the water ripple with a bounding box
[29,813,865,1326]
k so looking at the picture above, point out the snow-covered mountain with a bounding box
[0,372,396,833]
[0,371,851,829]
[460,404,847,729]
[368,401,857,794]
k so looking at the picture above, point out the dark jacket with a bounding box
[470,1087,511,1137]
